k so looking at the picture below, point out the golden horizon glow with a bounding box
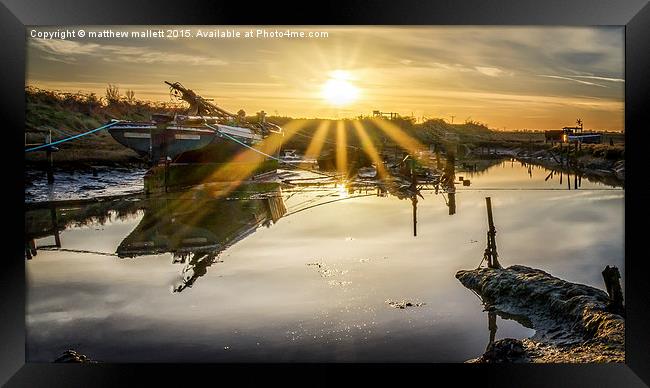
[25,26,625,131]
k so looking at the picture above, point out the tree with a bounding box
[125,89,135,104]
[105,84,120,105]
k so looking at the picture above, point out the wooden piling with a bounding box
[46,130,54,184]
[50,206,61,248]
[602,265,624,315]
[411,168,417,237]
[484,197,502,269]
[488,310,497,345]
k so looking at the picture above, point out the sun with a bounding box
[321,70,359,106]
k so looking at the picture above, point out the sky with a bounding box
[26,26,624,131]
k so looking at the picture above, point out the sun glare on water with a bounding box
[321,70,359,106]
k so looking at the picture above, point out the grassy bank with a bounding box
[25,86,624,170]
[25,86,186,166]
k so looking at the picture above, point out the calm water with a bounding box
[25,160,624,362]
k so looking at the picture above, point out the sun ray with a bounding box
[352,120,389,179]
[204,119,308,197]
[335,120,348,176]
[371,117,427,158]
[300,120,331,168]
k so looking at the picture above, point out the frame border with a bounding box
[3,0,649,386]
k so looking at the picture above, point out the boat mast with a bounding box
[165,81,283,134]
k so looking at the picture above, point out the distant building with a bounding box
[372,110,400,120]
[545,119,601,144]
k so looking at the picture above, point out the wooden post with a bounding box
[488,310,497,345]
[46,130,54,184]
[602,265,624,315]
[411,171,417,237]
[484,197,502,269]
[164,159,170,193]
[51,206,61,248]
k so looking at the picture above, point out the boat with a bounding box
[108,81,284,163]
[357,166,377,178]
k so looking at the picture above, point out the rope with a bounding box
[285,193,376,216]
[203,122,340,179]
[37,247,118,257]
[25,120,123,153]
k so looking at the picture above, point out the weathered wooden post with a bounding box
[484,197,502,269]
[164,158,170,193]
[50,206,61,248]
[412,170,418,237]
[46,130,54,184]
[488,310,497,345]
[602,265,624,315]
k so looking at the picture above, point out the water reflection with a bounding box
[26,156,618,264]
[26,183,287,293]
[117,184,286,292]
[25,158,622,362]
[25,197,145,259]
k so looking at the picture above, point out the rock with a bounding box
[53,349,97,363]
[456,265,624,363]
[474,338,531,363]
[385,299,426,309]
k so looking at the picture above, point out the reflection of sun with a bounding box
[321,70,359,106]
[336,183,349,198]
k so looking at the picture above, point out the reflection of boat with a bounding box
[117,185,286,258]
[108,81,284,163]
[116,184,286,292]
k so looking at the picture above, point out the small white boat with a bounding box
[358,166,378,178]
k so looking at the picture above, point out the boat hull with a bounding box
[108,123,267,162]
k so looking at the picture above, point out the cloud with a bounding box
[30,39,228,66]
[537,75,608,88]
[573,75,624,83]
[474,66,509,77]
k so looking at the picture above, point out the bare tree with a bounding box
[105,84,120,105]
[125,89,135,104]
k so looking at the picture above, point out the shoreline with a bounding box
[456,265,624,363]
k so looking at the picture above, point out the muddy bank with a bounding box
[465,145,623,187]
[516,148,624,185]
[456,265,624,363]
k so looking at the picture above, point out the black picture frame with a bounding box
[3,0,649,386]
